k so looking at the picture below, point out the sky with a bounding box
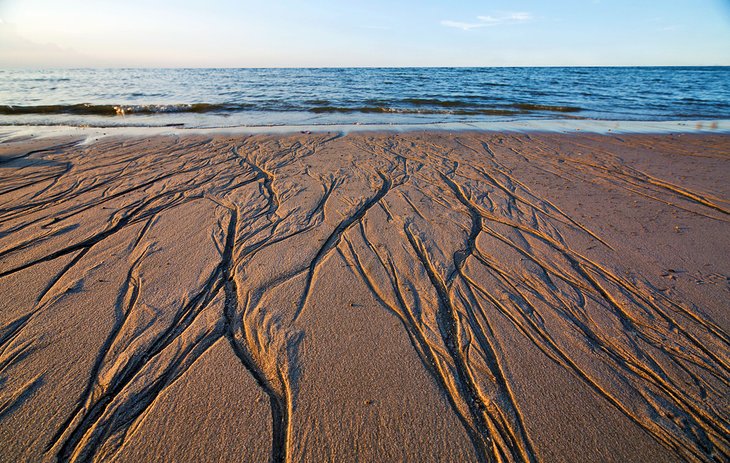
[0,0,728,67]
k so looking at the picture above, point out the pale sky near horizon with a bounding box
[0,0,728,67]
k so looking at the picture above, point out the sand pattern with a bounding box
[0,132,728,462]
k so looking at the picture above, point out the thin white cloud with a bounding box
[475,16,499,24]
[508,12,532,21]
[440,20,485,31]
[442,12,533,31]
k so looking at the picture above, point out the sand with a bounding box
[0,130,727,463]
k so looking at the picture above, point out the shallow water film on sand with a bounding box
[0,131,728,462]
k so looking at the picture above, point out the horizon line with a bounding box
[2,64,729,70]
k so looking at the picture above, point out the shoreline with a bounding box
[1,118,730,144]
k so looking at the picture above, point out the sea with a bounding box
[1,67,729,128]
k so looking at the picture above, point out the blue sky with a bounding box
[0,0,728,67]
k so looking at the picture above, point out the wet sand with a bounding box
[0,130,728,462]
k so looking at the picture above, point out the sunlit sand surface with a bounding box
[0,131,727,462]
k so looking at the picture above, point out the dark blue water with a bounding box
[1,67,728,127]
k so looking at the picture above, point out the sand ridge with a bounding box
[0,131,728,462]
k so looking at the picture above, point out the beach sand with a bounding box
[0,130,727,462]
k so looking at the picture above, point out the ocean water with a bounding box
[1,67,728,128]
